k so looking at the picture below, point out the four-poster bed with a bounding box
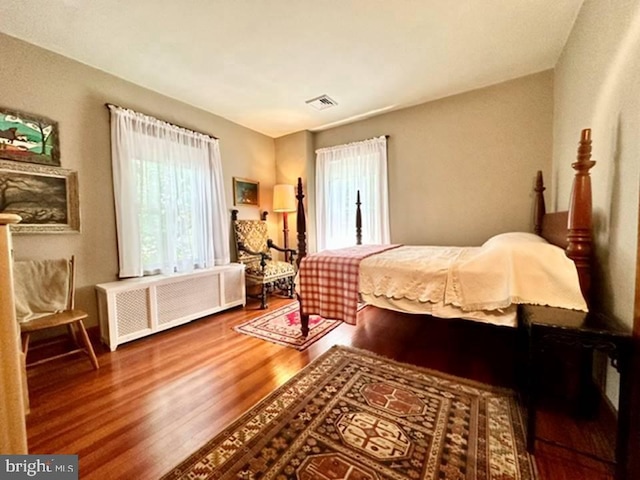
[294,128,596,337]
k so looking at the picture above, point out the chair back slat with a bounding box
[68,256,76,310]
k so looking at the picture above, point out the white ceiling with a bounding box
[0,1,583,138]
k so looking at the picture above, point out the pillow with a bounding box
[482,232,548,248]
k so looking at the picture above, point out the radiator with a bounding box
[96,264,245,350]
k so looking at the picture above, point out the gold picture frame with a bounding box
[0,160,80,233]
[233,177,259,207]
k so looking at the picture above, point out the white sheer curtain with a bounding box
[109,106,229,278]
[315,136,390,251]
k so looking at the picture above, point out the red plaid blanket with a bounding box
[299,244,401,324]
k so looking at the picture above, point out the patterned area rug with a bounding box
[233,302,341,350]
[162,345,537,480]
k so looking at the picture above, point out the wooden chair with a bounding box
[231,210,297,309]
[16,256,99,370]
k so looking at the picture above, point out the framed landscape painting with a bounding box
[0,160,80,233]
[233,177,259,206]
[0,107,61,166]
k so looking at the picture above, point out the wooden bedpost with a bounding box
[534,171,546,236]
[356,190,362,245]
[567,128,596,303]
[295,177,309,337]
[296,177,307,267]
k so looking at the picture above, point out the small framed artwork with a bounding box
[233,177,259,206]
[0,160,80,233]
[0,107,61,166]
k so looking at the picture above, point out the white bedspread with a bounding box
[446,239,587,312]
[360,293,518,327]
[360,246,462,303]
[359,234,587,325]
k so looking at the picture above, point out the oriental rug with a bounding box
[162,345,537,480]
[233,302,341,350]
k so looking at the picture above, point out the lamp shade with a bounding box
[273,184,296,212]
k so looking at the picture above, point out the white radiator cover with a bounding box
[96,264,245,350]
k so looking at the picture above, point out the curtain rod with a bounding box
[315,134,390,154]
[105,103,219,140]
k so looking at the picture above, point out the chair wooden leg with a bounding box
[75,320,99,370]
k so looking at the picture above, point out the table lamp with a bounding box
[273,184,296,261]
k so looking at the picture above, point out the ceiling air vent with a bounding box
[305,94,338,111]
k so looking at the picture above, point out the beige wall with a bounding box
[313,70,554,247]
[273,131,314,252]
[553,0,640,405]
[0,33,276,327]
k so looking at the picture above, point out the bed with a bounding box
[294,128,595,337]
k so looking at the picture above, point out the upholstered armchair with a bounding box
[231,210,297,309]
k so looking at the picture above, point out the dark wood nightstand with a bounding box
[520,304,632,480]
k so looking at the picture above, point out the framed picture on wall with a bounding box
[233,177,260,206]
[0,107,61,166]
[0,160,80,233]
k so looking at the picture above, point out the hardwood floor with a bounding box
[24,297,616,479]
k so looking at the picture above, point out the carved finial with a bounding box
[573,128,596,175]
[567,128,596,304]
[356,190,362,246]
[296,177,307,265]
[296,177,305,202]
[534,171,545,195]
[261,211,268,221]
[231,209,238,221]
[533,171,546,236]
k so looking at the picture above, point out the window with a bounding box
[109,106,229,277]
[315,136,390,250]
